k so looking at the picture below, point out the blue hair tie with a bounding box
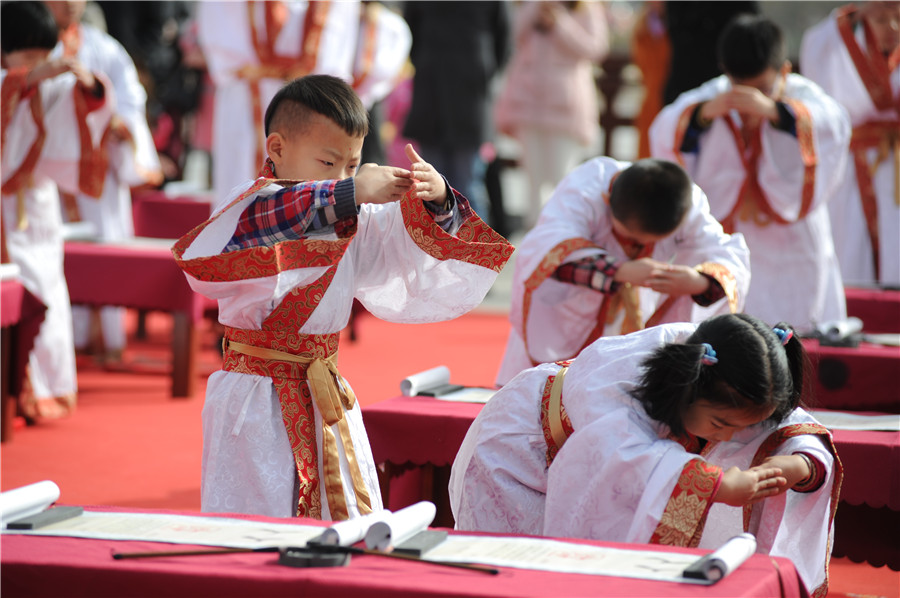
[773,327,793,346]
[700,343,718,366]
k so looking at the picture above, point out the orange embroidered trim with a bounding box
[745,423,843,598]
[1,71,46,197]
[539,371,574,466]
[399,187,514,272]
[243,1,330,167]
[696,261,739,313]
[352,3,379,91]
[72,84,110,198]
[521,238,597,366]
[671,102,702,168]
[172,178,356,282]
[650,458,722,547]
[836,6,899,112]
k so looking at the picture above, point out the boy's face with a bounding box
[610,213,671,246]
[4,49,52,70]
[729,64,786,98]
[267,112,364,181]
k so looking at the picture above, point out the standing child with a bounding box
[496,157,749,386]
[174,74,513,521]
[800,2,900,287]
[1,1,113,419]
[650,14,851,332]
[451,313,841,596]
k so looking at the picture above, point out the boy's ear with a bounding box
[265,132,285,163]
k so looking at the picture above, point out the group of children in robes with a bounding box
[5,4,886,597]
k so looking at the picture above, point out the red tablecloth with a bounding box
[0,281,46,398]
[132,190,212,240]
[363,396,900,569]
[0,506,809,598]
[804,339,900,412]
[64,240,203,323]
[63,240,207,397]
[845,286,900,334]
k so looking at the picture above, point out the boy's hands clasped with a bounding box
[615,258,710,296]
[354,143,449,208]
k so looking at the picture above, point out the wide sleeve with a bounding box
[350,188,513,323]
[544,407,706,544]
[756,76,851,221]
[798,13,841,93]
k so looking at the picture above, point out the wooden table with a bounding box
[63,240,206,398]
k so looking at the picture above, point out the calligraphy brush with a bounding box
[111,544,500,575]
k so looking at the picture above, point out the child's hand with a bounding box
[715,465,787,507]
[614,257,670,287]
[405,144,449,207]
[25,57,75,87]
[727,85,779,122]
[645,265,709,296]
[354,163,413,205]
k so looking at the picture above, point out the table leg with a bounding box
[1,326,13,442]
[171,312,197,398]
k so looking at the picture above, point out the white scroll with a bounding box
[364,501,436,551]
[315,509,393,546]
[682,533,757,581]
[0,481,60,528]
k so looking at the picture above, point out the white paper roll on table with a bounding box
[400,366,451,396]
[0,480,60,527]
[684,532,757,581]
[316,509,393,546]
[364,501,436,551]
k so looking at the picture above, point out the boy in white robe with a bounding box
[496,157,749,386]
[45,0,163,361]
[1,1,114,418]
[451,314,840,597]
[800,2,899,287]
[175,75,513,521]
[650,14,852,331]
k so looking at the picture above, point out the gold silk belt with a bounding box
[222,336,373,520]
[540,365,574,466]
[851,121,900,206]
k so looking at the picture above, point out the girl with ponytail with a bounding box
[450,313,840,596]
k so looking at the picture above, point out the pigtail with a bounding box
[632,343,708,437]
[773,321,812,414]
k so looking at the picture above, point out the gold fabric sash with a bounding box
[222,335,373,520]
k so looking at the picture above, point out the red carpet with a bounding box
[1,309,896,596]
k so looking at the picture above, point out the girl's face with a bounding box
[681,399,775,442]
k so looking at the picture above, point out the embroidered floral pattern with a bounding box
[745,423,843,598]
[650,459,721,547]
[400,188,513,272]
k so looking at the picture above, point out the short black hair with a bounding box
[1,1,60,55]
[718,14,786,80]
[264,74,368,139]
[609,159,693,236]
[632,313,809,437]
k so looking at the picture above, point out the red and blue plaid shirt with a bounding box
[225,177,468,252]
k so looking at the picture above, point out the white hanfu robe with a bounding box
[352,2,411,111]
[175,179,513,520]
[197,1,361,203]
[800,7,900,287]
[650,74,852,331]
[452,322,841,597]
[1,69,114,405]
[495,156,749,386]
[51,23,162,352]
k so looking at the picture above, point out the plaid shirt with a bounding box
[225,178,466,252]
[554,253,726,306]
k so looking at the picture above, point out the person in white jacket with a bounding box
[800,2,899,287]
[650,14,851,332]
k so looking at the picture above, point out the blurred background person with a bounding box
[493,1,609,230]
